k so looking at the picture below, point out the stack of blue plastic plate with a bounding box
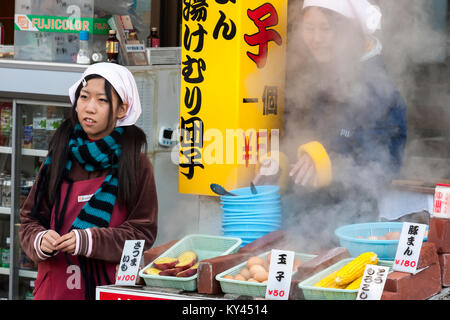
[220,185,281,246]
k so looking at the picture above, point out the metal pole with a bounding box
[8,99,21,300]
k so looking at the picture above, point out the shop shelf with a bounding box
[0,207,11,215]
[139,234,242,291]
[216,251,317,298]
[0,147,47,157]
[298,258,394,300]
[21,149,48,157]
[0,268,37,279]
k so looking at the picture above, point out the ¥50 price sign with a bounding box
[265,249,295,300]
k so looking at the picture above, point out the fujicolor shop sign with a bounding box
[14,14,110,34]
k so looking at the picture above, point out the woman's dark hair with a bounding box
[46,74,148,212]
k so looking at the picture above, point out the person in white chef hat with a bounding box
[19,62,158,300]
[255,0,407,250]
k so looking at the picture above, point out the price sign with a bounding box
[265,249,294,300]
[356,264,389,300]
[393,222,427,273]
[115,240,145,286]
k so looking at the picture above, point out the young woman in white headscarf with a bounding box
[255,0,407,250]
[19,63,158,300]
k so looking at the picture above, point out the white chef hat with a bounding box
[69,62,142,127]
[302,0,382,34]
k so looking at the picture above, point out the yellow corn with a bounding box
[335,252,378,285]
[345,275,363,290]
[314,271,337,287]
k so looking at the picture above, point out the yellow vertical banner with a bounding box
[179,0,287,196]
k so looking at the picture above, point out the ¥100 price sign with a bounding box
[116,240,145,286]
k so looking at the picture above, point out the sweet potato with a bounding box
[176,263,199,278]
[175,251,198,270]
[159,267,184,276]
[153,257,178,270]
[143,267,161,276]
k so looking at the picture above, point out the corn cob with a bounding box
[314,270,347,289]
[314,271,338,288]
[345,275,363,290]
[335,252,378,285]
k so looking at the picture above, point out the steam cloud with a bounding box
[276,0,449,252]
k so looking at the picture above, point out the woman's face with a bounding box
[300,7,335,64]
[76,78,128,140]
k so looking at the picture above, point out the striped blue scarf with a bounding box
[45,124,124,230]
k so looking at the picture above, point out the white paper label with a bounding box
[77,194,93,203]
[393,222,427,273]
[356,264,389,300]
[115,240,145,286]
[125,44,146,53]
[265,249,294,300]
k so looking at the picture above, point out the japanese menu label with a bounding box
[116,240,145,286]
[179,0,287,196]
[393,222,426,273]
[265,249,294,300]
[356,264,389,300]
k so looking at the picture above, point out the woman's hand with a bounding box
[289,152,318,186]
[54,231,77,254]
[253,157,281,186]
[40,230,61,255]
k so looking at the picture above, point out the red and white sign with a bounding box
[433,184,450,219]
[96,286,210,300]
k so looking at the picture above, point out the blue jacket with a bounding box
[309,55,407,186]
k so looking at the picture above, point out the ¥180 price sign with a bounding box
[393,222,426,273]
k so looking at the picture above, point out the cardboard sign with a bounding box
[115,240,145,286]
[393,222,427,273]
[356,264,389,300]
[265,249,294,300]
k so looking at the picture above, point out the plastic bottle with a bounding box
[32,106,47,150]
[1,237,10,268]
[106,30,119,63]
[0,103,12,147]
[76,31,91,65]
[147,27,160,48]
[46,106,63,145]
[2,175,10,208]
[22,111,33,149]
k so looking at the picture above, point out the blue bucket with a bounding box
[222,222,280,232]
[222,215,281,221]
[220,185,280,200]
[335,222,429,260]
[220,195,281,203]
[222,206,281,214]
[221,200,281,210]
[221,230,270,238]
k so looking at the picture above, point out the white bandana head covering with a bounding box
[302,0,382,34]
[69,62,142,127]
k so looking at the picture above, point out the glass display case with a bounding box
[0,97,71,299]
